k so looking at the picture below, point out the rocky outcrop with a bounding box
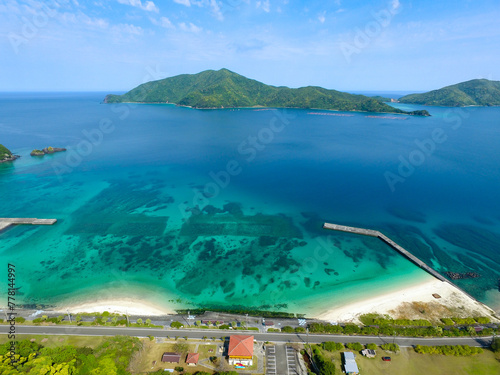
[445,271,481,280]
[0,154,20,163]
[30,147,66,156]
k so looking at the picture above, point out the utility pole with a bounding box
[66,309,72,323]
[125,310,130,326]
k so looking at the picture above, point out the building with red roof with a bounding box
[186,352,199,366]
[228,335,254,366]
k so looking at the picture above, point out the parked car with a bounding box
[382,356,391,361]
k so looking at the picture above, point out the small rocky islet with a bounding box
[30,147,67,156]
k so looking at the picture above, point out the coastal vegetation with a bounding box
[399,79,500,106]
[0,336,140,375]
[0,143,18,163]
[307,320,498,338]
[0,144,12,159]
[105,69,430,116]
[414,345,483,356]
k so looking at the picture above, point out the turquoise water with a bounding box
[1,93,499,314]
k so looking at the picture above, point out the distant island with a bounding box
[0,144,19,163]
[399,79,500,107]
[105,69,430,116]
[31,147,67,156]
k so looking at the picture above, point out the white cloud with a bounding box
[391,0,400,11]
[256,0,270,13]
[150,16,175,28]
[173,0,191,6]
[209,0,223,21]
[113,23,144,35]
[179,22,202,32]
[160,16,174,28]
[318,11,325,23]
[117,0,159,13]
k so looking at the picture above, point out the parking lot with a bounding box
[266,344,301,375]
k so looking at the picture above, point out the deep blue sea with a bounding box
[1,92,499,315]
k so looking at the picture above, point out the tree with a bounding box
[146,318,152,325]
[281,326,294,333]
[136,318,143,325]
[491,337,500,353]
[171,321,183,328]
[366,343,377,350]
[173,341,188,354]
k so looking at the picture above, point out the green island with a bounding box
[105,69,430,116]
[0,144,19,163]
[399,79,500,107]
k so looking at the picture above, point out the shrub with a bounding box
[219,324,230,329]
[281,326,294,333]
[171,321,183,328]
[381,343,399,352]
[174,366,184,372]
[440,318,454,325]
[323,342,344,351]
[295,326,306,333]
[343,324,361,334]
[15,317,26,323]
[475,317,490,324]
[414,345,483,356]
[346,342,363,351]
[308,323,343,334]
[366,343,378,350]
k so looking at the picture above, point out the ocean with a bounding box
[1,92,499,315]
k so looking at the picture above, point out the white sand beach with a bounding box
[315,278,498,323]
[60,298,174,316]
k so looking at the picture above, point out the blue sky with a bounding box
[0,0,498,91]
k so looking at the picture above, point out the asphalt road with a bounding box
[12,325,494,347]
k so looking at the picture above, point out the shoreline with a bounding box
[103,101,425,116]
[56,298,175,317]
[314,278,498,323]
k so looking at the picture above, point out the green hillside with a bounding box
[399,79,500,107]
[105,69,429,115]
[0,144,13,160]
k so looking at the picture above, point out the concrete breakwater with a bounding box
[0,218,57,232]
[323,222,485,305]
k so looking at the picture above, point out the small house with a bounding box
[186,352,199,366]
[361,348,376,358]
[161,352,181,363]
[343,352,359,375]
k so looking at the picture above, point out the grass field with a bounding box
[0,334,107,348]
[318,346,500,375]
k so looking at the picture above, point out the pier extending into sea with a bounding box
[0,218,57,232]
[323,222,483,304]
